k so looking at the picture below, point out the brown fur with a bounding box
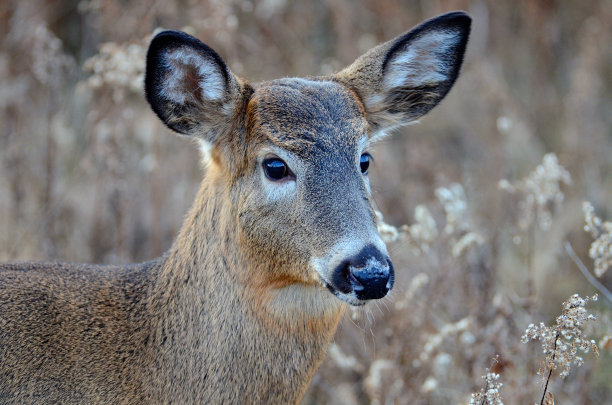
[1,12,470,404]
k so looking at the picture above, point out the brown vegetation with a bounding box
[1,1,611,403]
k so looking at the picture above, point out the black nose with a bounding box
[331,244,394,300]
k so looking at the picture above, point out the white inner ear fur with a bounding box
[161,47,226,104]
[383,29,461,90]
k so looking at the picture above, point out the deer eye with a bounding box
[263,157,290,181]
[360,153,372,174]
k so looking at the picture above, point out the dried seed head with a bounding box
[522,294,599,378]
[582,202,612,277]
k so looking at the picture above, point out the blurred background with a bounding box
[1,0,611,403]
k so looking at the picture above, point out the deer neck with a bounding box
[148,171,345,402]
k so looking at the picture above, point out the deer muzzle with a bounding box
[326,244,394,304]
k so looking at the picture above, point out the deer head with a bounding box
[144,12,471,307]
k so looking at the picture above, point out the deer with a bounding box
[0,11,470,404]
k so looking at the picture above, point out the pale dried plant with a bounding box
[326,343,364,373]
[394,272,429,310]
[582,201,612,277]
[364,359,404,405]
[31,24,75,86]
[415,317,472,367]
[84,38,147,101]
[377,183,483,258]
[402,205,438,254]
[451,232,485,259]
[499,153,572,231]
[375,210,400,243]
[541,391,555,405]
[416,351,458,398]
[599,335,611,351]
[435,183,484,258]
[375,205,438,254]
[420,376,438,394]
[469,368,504,405]
[522,294,599,403]
[435,183,470,235]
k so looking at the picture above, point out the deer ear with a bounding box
[335,12,471,140]
[145,30,243,141]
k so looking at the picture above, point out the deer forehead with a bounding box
[246,78,369,158]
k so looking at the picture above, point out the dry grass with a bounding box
[1,1,611,403]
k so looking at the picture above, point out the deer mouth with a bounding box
[321,279,368,306]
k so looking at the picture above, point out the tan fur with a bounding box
[1,12,470,404]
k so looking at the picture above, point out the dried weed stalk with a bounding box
[499,153,572,305]
[522,294,599,403]
[499,153,571,231]
[376,205,438,254]
[84,37,148,101]
[376,182,483,258]
[582,201,612,277]
[435,183,484,258]
[469,368,504,405]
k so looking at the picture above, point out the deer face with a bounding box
[237,78,392,305]
[144,12,471,306]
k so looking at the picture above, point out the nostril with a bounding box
[347,270,365,292]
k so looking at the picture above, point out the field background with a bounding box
[1,0,611,403]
